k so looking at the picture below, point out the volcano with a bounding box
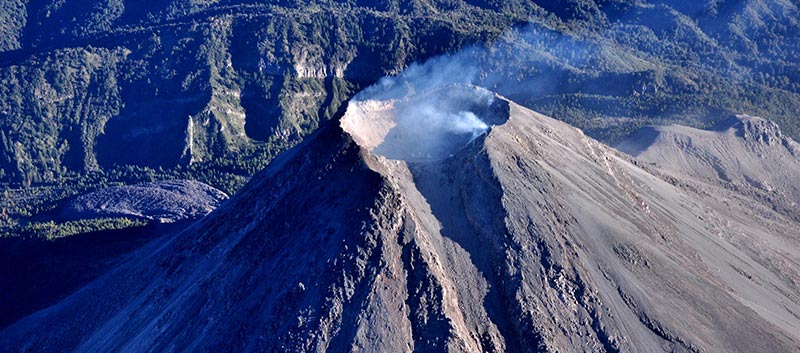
[2,86,799,353]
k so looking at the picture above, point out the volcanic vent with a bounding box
[341,85,509,162]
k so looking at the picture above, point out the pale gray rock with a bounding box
[61,180,229,223]
[616,115,800,218]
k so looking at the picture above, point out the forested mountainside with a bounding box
[0,0,536,187]
[2,0,800,230]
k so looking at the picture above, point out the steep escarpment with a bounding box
[3,86,799,352]
[0,1,539,186]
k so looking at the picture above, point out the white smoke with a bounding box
[343,83,499,162]
[405,99,491,139]
[353,22,608,105]
[347,6,781,157]
[343,21,662,162]
[371,86,496,161]
[448,111,489,137]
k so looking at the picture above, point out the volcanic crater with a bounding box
[341,85,509,162]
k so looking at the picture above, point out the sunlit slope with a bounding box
[617,115,800,218]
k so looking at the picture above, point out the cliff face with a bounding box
[3,87,798,352]
[0,1,537,185]
[4,0,800,190]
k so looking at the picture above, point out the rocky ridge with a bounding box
[616,114,800,218]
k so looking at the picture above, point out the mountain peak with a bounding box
[342,84,509,163]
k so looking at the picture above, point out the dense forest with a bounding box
[2,0,800,236]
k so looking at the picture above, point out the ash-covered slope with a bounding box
[616,115,800,216]
[2,87,800,352]
[61,179,228,223]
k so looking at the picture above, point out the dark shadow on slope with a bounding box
[96,98,201,169]
[239,76,285,141]
[0,221,189,329]
[228,22,286,142]
[400,228,455,353]
[406,140,521,353]
[615,126,661,157]
[397,95,519,351]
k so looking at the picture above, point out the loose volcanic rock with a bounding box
[61,180,229,223]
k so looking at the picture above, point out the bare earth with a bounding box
[61,180,229,223]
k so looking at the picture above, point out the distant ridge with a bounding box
[617,114,800,217]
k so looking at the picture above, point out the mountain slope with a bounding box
[2,87,799,352]
[617,115,800,217]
